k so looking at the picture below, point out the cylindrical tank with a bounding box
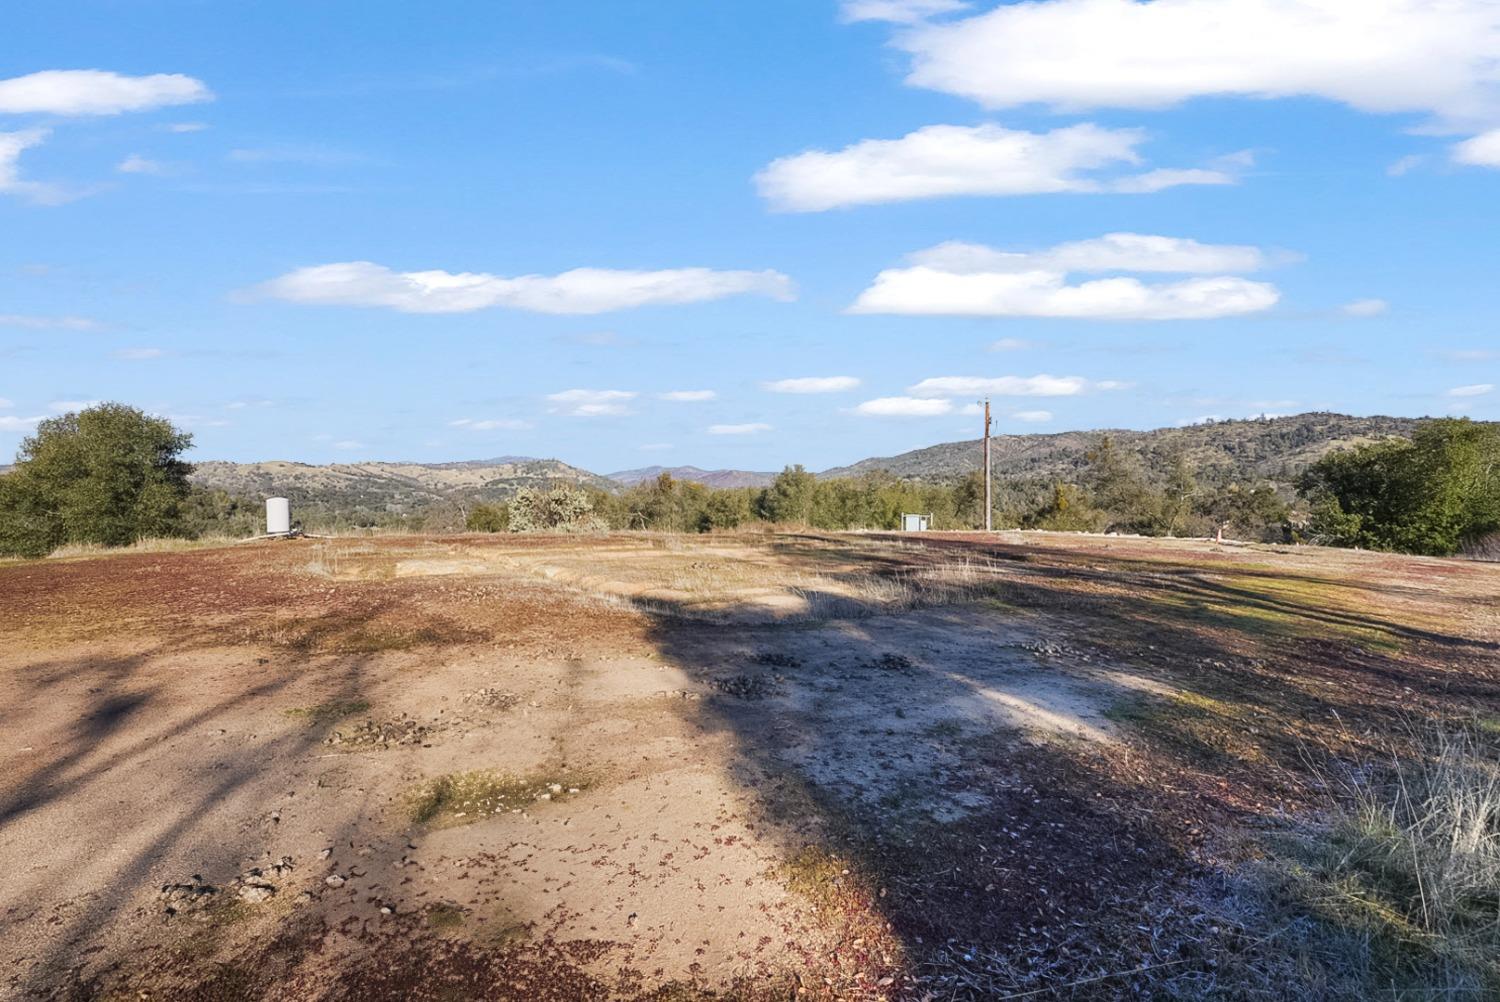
[266,497,291,535]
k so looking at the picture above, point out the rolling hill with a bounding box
[607,465,777,489]
[189,457,615,524]
[173,413,1457,525]
[818,412,1428,487]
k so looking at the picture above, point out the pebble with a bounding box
[325,874,346,888]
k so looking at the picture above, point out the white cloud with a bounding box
[708,422,772,435]
[1453,128,1500,166]
[854,396,954,416]
[332,440,365,451]
[546,388,637,417]
[47,399,101,413]
[989,337,1033,351]
[1094,380,1133,391]
[0,70,211,116]
[852,268,1276,320]
[1447,383,1494,397]
[909,233,1272,274]
[1388,154,1426,176]
[755,123,1235,211]
[0,414,44,432]
[0,129,73,205]
[889,0,1500,135]
[251,261,796,315]
[851,235,1280,320]
[115,347,165,360]
[0,398,12,408]
[658,389,717,402]
[117,154,167,175]
[909,375,1090,397]
[165,122,208,133]
[762,376,861,393]
[1341,298,1389,316]
[449,417,533,430]
[841,0,969,24]
[1012,410,1054,423]
[0,312,99,330]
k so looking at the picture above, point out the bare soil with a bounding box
[1,531,1496,1000]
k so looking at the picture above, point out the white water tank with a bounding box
[266,497,291,536]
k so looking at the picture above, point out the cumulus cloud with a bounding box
[0,129,73,205]
[1448,383,1494,397]
[908,375,1090,397]
[762,376,861,393]
[449,417,533,430]
[708,422,772,435]
[755,123,1236,211]
[0,70,211,115]
[888,0,1500,134]
[841,0,969,23]
[658,389,717,402]
[850,236,1280,319]
[854,396,954,416]
[1341,298,1390,316]
[1453,128,1500,165]
[909,234,1272,274]
[250,261,796,315]
[546,389,637,417]
[1013,410,1054,423]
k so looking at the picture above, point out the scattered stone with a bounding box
[296,890,316,904]
[158,877,216,916]
[754,651,802,669]
[379,904,394,915]
[325,874,346,888]
[869,653,915,672]
[709,673,784,700]
[461,687,519,711]
[326,715,440,749]
[238,884,274,903]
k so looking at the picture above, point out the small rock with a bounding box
[325,874,346,888]
[238,884,275,904]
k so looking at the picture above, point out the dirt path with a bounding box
[2,532,1496,999]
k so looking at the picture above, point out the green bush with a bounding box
[0,403,193,557]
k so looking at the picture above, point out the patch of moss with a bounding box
[405,768,593,827]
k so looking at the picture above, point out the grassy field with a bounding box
[1,531,1496,1000]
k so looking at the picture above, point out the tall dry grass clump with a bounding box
[1223,719,1500,1000]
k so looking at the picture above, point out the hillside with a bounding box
[163,414,1462,524]
[819,412,1430,487]
[608,465,776,489]
[189,457,614,523]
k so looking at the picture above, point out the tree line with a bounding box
[2,403,1495,559]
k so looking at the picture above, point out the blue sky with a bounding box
[2,0,1497,473]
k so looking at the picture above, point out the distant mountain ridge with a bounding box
[820,412,1429,486]
[607,465,777,489]
[189,457,614,520]
[167,414,1463,518]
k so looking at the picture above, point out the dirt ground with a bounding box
[1,531,1496,1000]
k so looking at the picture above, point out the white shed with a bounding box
[900,513,931,532]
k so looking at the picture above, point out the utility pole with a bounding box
[982,398,992,532]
